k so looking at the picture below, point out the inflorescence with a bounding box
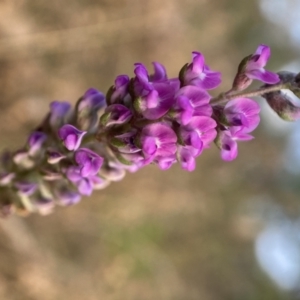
[1,44,300,216]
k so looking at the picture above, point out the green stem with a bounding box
[211,83,289,105]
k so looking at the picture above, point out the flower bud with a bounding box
[27,131,47,156]
[100,104,132,127]
[56,189,81,206]
[76,88,106,131]
[0,173,15,186]
[263,91,300,121]
[13,150,34,169]
[49,101,71,128]
[74,148,103,177]
[15,181,37,196]
[34,196,54,215]
[231,45,279,92]
[58,124,86,151]
[46,148,66,164]
[99,162,126,181]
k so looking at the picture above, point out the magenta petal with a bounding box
[235,132,254,141]
[187,116,217,133]
[225,98,260,131]
[66,166,82,182]
[220,134,238,161]
[58,190,81,206]
[146,90,159,109]
[156,155,176,170]
[253,44,271,68]
[0,173,15,186]
[50,101,71,126]
[65,135,77,150]
[142,137,157,156]
[190,131,202,149]
[105,104,132,126]
[181,108,194,125]
[176,86,211,106]
[75,148,103,177]
[47,149,66,164]
[110,75,130,103]
[151,62,167,81]
[28,132,47,155]
[115,75,130,89]
[191,51,205,73]
[181,116,217,150]
[178,147,196,172]
[15,182,37,196]
[193,104,213,117]
[90,175,109,190]
[78,178,93,196]
[58,124,86,151]
[134,63,149,83]
[79,88,106,111]
[225,98,260,116]
[246,69,279,84]
[200,71,222,90]
[142,123,177,144]
[141,123,177,158]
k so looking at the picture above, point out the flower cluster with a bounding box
[101,51,221,172]
[0,44,297,216]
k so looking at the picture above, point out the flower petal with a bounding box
[246,69,279,84]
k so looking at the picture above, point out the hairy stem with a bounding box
[211,83,289,105]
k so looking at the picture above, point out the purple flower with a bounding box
[0,173,15,186]
[47,149,66,164]
[58,124,86,151]
[27,131,47,156]
[110,75,130,104]
[76,88,106,130]
[66,166,107,195]
[149,62,167,82]
[110,130,141,154]
[15,181,37,196]
[183,52,221,90]
[134,63,152,94]
[133,62,170,96]
[224,97,260,132]
[178,146,196,172]
[50,101,71,127]
[115,152,147,170]
[141,123,177,159]
[154,154,177,170]
[218,127,254,161]
[66,166,93,196]
[138,82,177,120]
[41,167,62,181]
[245,44,279,84]
[74,148,103,177]
[34,197,54,215]
[180,116,217,155]
[99,162,126,181]
[101,104,132,127]
[78,88,106,111]
[89,175,110,190]
[57,190,81,206]
[13,150,34,169]
[174,86,212,125]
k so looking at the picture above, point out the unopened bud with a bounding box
[263,90,300,121]
[231,55,253,92]
[76,88,106,131]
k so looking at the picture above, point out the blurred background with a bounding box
[0,0,300,299]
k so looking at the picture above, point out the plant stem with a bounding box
[211,83,288,105]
